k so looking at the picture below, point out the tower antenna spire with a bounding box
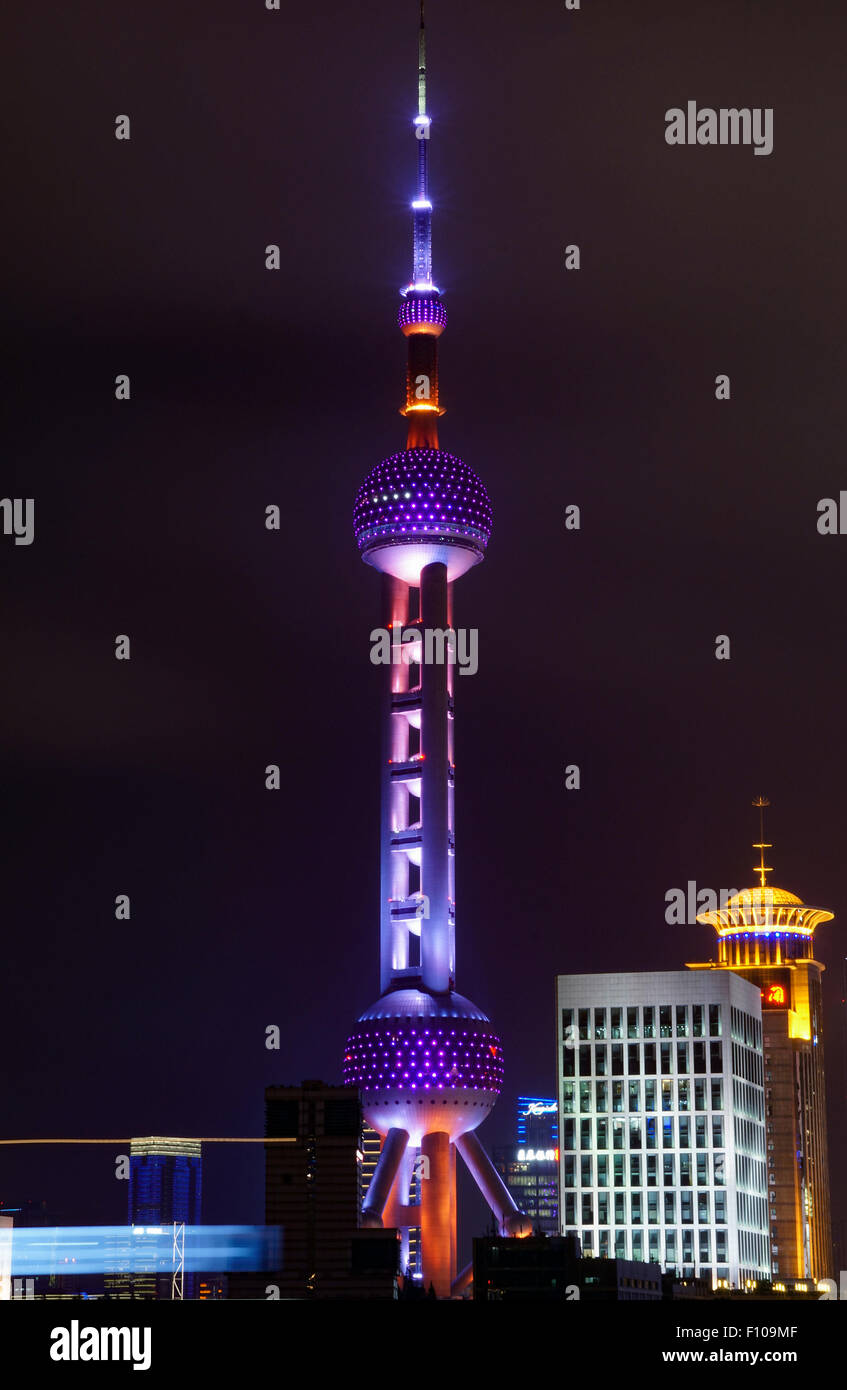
[752,795,772,889]
[418,1,426,117]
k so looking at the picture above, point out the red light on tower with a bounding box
[764,984,786,1006]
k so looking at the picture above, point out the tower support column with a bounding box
[420,561,450,993]
[380,573,410,992]
[420,1130,453,1295]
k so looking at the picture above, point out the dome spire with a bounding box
[752,794,773,890]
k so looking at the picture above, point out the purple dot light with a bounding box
[342,1020,504,1095]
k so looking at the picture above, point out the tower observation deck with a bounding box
[344,4,529,1296]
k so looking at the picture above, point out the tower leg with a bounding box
[362,1128,409,1226]
[420,1130,454,1296]
[384,1144,416,1273]
[456,1130,532,1236]
[449,1141,457,1278]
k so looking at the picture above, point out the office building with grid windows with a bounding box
[556,971,769,1289]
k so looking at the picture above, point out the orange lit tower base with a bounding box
[343,7,530,1296]
[688,812,834,1282]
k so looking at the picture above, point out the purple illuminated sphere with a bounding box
[398,294,448,335]
[353,447,492,582]
[344,988,503,1143]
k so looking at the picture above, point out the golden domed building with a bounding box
[688,803,834,1282]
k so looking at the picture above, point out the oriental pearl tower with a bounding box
[343,4,529,1298]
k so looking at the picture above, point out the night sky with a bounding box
[4,0,846,1263]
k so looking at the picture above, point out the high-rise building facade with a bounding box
[556,971,769,1289]
[517,1096,559,1151]
[126,1137,202,1300]
[494,1099,559,1236]
[342,6,529,1297]
[689,827,834,1280]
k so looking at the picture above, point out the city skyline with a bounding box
[3,0,846,1283]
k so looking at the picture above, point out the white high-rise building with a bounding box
[556,971,769,1289]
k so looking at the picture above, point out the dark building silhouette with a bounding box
[260,1081,398,1300]
[473,1235,662,1302]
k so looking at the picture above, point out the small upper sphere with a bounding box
[398,293,447,337]
[354,447,492,583]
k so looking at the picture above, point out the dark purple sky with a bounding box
[3,0,846,1258]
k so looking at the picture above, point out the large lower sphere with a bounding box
[343,988,503,1144]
